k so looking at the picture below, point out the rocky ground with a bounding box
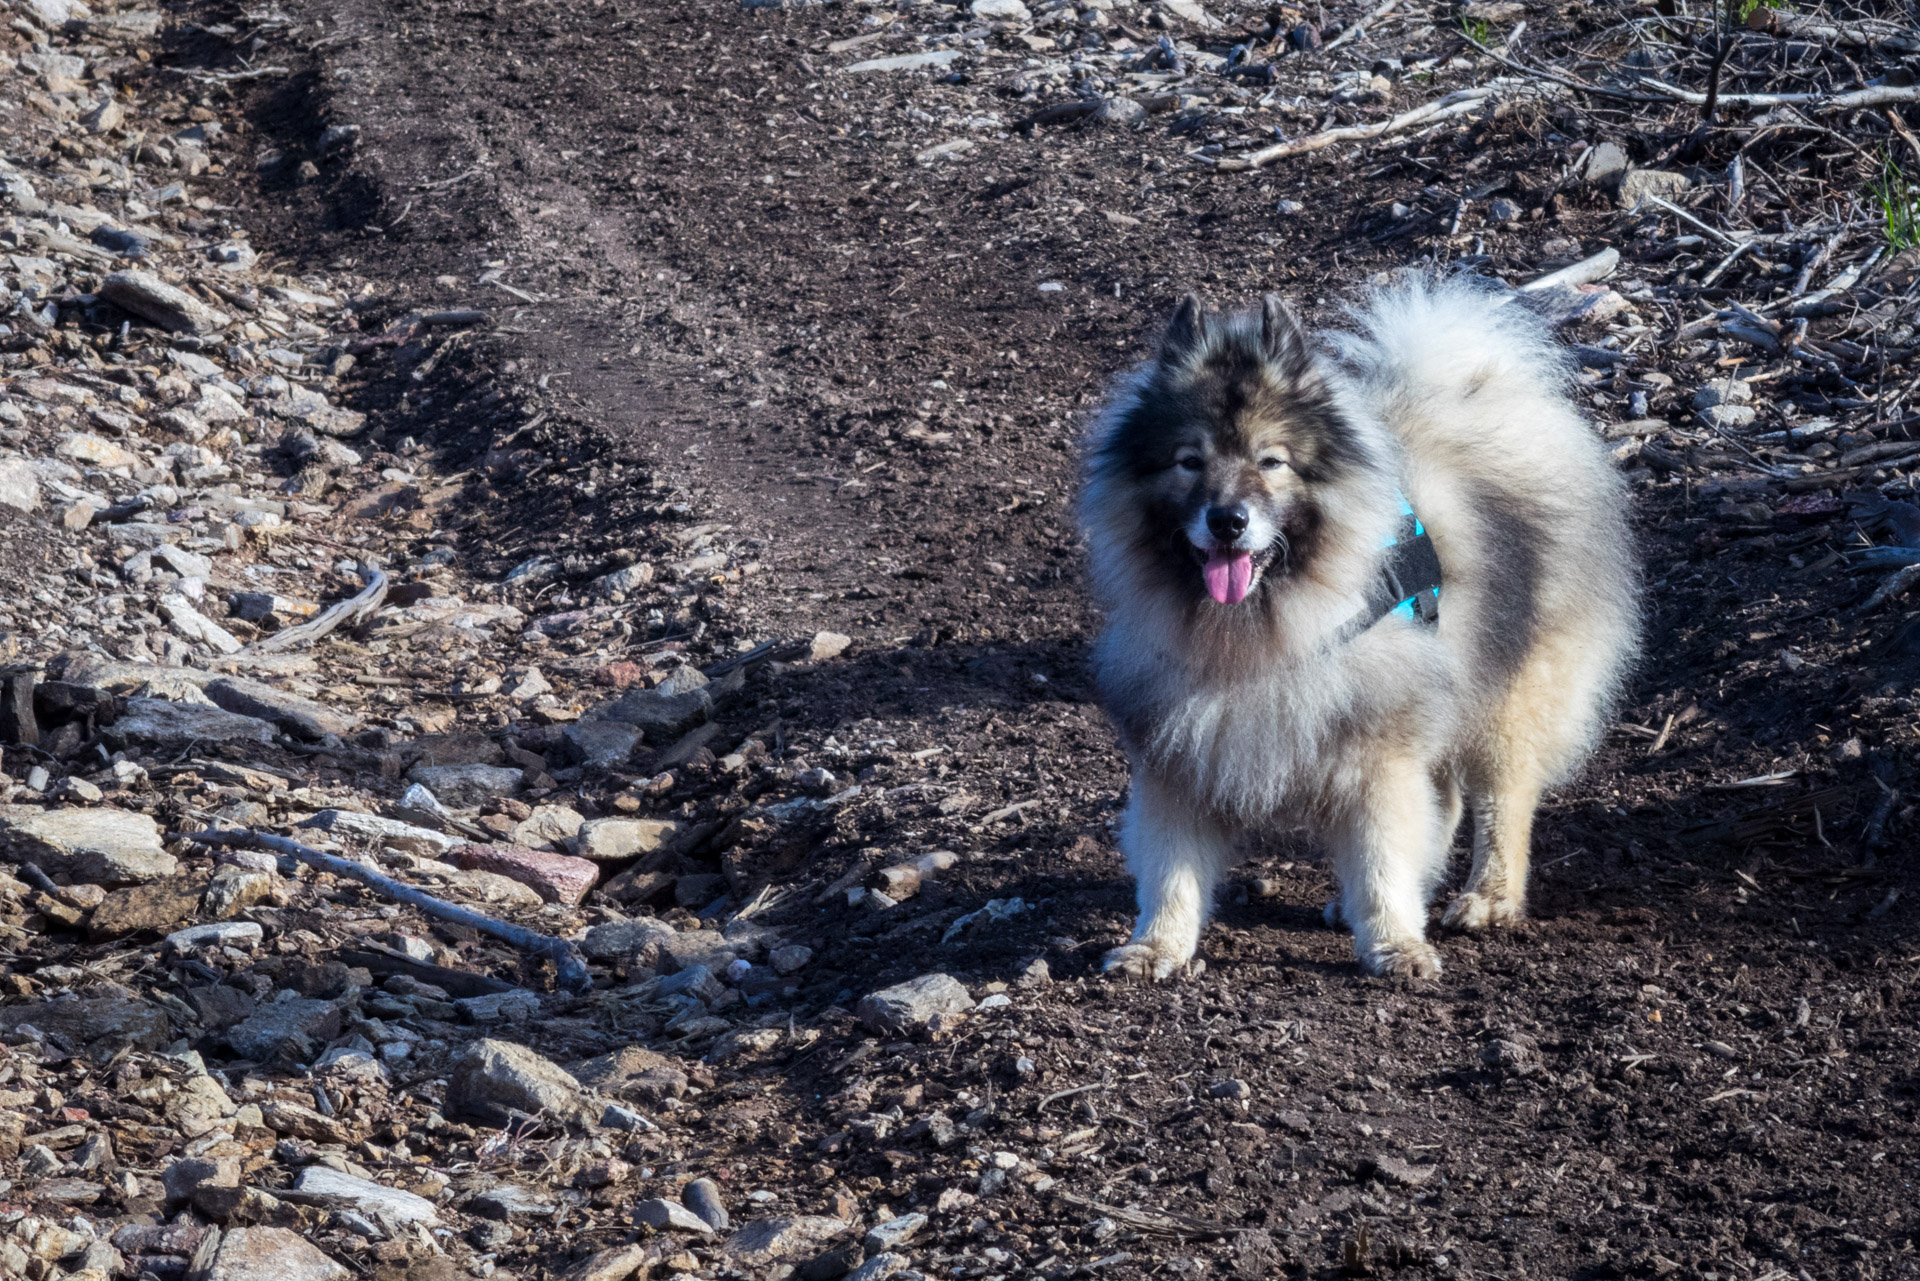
[2,0,1919,1279]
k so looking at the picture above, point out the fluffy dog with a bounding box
[1080,276,1638,979]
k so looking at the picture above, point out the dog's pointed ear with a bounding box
[1159,293,1208,365]
[1260,294,1312,377]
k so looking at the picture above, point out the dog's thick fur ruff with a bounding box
[1081,276,1639,980]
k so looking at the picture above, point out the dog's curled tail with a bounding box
[1325,272,1574,436]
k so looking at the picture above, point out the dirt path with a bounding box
[165,0,1920,1274]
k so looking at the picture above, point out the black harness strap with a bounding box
[1336,495,1443,643]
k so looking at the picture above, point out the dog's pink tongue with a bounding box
[1203,550,1253,605]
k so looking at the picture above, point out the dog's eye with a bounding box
[1174,453,1204,472]
[1258,456,1289,472]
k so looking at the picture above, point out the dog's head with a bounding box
[1090,294,1376,607]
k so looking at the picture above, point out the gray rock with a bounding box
[573,817,682,861]
[719,1218,852,1268]
[847,1255,910,1281]
[570,1045,689,1103]
[165,921,263,951]
[205,1227,349,1281]
[0,805,176,884]
[856,973,975,1034]
[0,458,40,512]
[1487,197,1523,224]
[151,544,213,578]
[106,698,276,749]
[163,1154,241,1204]
[447,1038,592,1126]
[579,915,678,961]
[683,1177,729,1231]
[770,945,814,974]
[509,803,587,848]
[1582,140,1630,185]
[298,809,461,856]
[1691,377,1754,409]
[456,989,543,1023]
[863,1213,927,1254]
[635,1198,717,1234]
[562,719,643,769]
[160,594,243,654]
[289,1167,439,1233]
[224,997,344,1062]
[842,49,964,72]
[406,763,523,807]
[1700,404,1757,431]
[1613,168,1688,209]
[100,269,230,334]
[205,675,358,740]
[1368,1154,1437,1187]
[0,990,173,1052]
[657,964,724,1002]
[468,1184,558,1220]
[591,686,710,741]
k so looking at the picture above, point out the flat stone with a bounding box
[205,675,357,740]
[1582,140,1630,185]
[590,686,710,742]
[1614,168,1688,209]
[205,1227,349,1281]
[770,945,814,974]
[159,595,242,654]
[101,269,230,334]
[1369,1154,1437,1187]
[452,843,598,905]
[299,809,460,855]
[1692,377,1754,409]
[573,817,682,861]
[809,630,853,660]
[223,996,343,1062]
[447,1038,591,1126]
[455,989,543,1023]
[0,805,176,884]
[970,0,1030,17]
[409,862,543,906]
[165,921,263,951]
[579,916,678,961]
[289,1167,439,1232]
[560,1244,653,1281]
[509,803,587,849]
[106,698,276,749]
[847,1255,909,1281]
[406,763,522,807]
[561,719,643,769]
[857,973,975,1034]
[719,1217,852,1268]
[635,1198,717,1234]
[92,878,204,936]
[842,49,962,72]
[570,1045,688,1102]
[0,990,172,1053]
[152,544,213,578]
[0,458,39,511]
[1701,404,1758,430]
[863,1214,927,1254]
[59,431,142,469]
[469,1184,558,1220]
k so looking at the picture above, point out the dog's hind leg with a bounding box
[1442,767,1541,931]
[1104,769,1232,982]
[1329,754,1448,979]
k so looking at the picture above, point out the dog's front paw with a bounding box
[1360,938,1442,980]
[1103,941,1195,982]
[1441,890,1522,933]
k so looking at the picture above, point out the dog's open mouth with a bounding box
[1194,545,1274,605]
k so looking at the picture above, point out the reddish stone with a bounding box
[591,661,649,690]
[451,843,599,906]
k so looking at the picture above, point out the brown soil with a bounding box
[161,0,1920,1276]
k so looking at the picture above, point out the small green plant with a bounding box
[1873,149,1920,250]
[1729,0,1787,22]
[1459,14,1493,45]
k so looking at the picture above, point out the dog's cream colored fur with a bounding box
[1082,277,1639,979]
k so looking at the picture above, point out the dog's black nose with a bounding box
[1206,505,1249,542]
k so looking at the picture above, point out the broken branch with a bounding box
[249,561,389,653]
[1216,84,1510,171]
[189,827,592,992]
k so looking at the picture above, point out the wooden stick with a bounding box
[249,562,389,653]
[1635,77,1920,112]
[1322,0,1402,51]
[1216,84,1507,171]
[189,827,592,992]
[1518,248,1620,293]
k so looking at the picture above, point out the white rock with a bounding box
[165,921,264,951]
[971,0,1031,19]
[159,594,242,654]
[0,458,40,511]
